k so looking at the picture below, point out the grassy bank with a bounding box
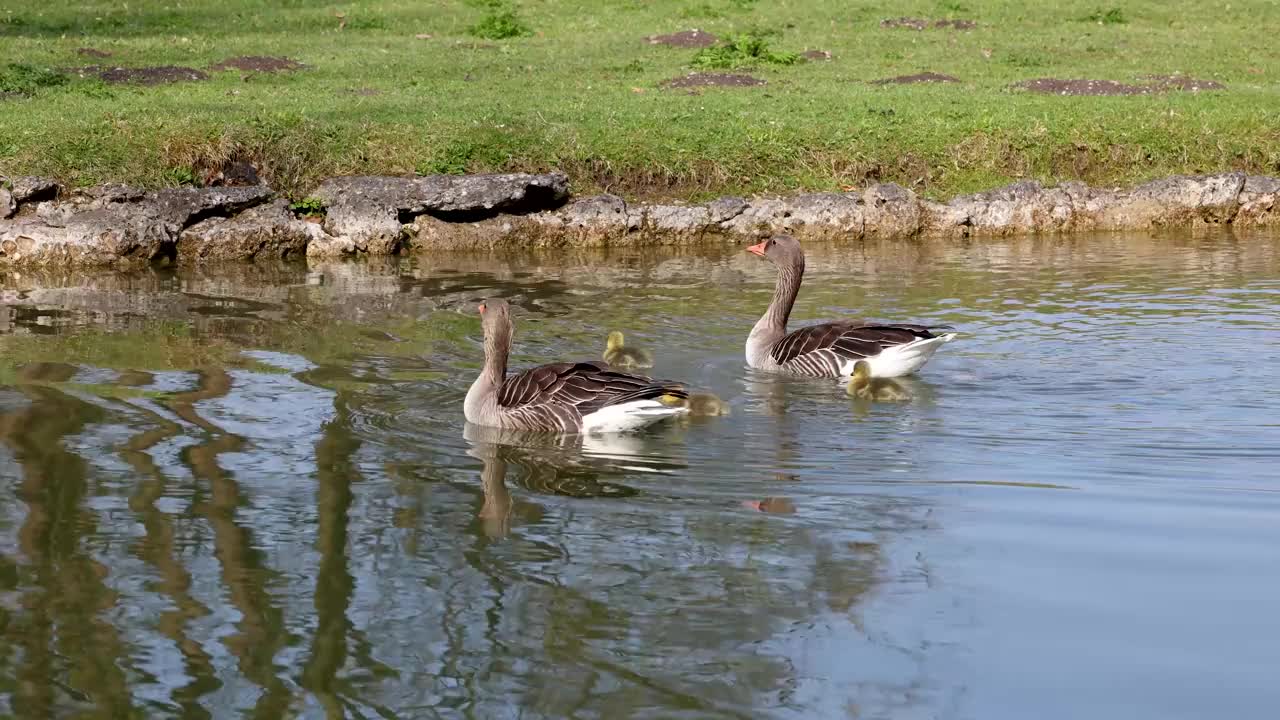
[1,0,1277,200]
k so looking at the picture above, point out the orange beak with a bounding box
[746,241,767,257]
[478,303,486,315]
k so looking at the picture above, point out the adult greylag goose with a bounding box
[745,235,956,378]
[464,299,690,433]
[602,330,654,369]
[846,360,912,402]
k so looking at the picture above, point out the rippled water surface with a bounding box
[2,231,1279,719]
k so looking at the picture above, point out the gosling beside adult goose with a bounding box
[745,235,956,378]
[602,330,654,369]
[658,391,731,416]
[464,299,690,433]
[846,360,912,402]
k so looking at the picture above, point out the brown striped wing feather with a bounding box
[770,322,950,372]
[497,361,687,417]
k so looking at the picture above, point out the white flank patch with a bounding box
[581,399,689,434]
[838,333,957,379]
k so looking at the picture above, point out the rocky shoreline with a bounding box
[1,171,1277,267]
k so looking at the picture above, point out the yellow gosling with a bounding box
[603,330,655,369]
[686,392,731,416]
[846,360,912,402]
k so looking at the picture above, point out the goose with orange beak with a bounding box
[744,235,956,379]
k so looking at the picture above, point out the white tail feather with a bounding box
[842,333,957,379]
[581,399,688,434]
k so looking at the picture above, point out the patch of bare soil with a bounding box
[1015,78,1148,95]
[74,65,209,85]
[802,49,833,61]
[1012,77,1226,96]
[646,29,717,48]
[873,71,960,84]
[197,159,260,187]
[662,72,765,89]
[210,56,305,73]
[77,48,112,58]
[881,17,977,30]
[1144,74,1226,92]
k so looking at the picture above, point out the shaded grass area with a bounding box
[0,0,1277,200]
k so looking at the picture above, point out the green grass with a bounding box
[468,3,533,40]
[0,63,69,95]
[0,0,1276,200]
[691,32,801,70]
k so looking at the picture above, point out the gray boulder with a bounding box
[1,184,273,267]
[179,199,319,263]
[1235,175,1280,226]
[1088,172,1245,229]
[312,172,570,253]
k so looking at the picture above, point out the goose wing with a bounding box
[771,322,951,376]
[498,361,687,422]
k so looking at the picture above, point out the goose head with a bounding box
[746,235,804,269]
[852,360,872,383]
[478,298,514,348]
[606,330,625,351]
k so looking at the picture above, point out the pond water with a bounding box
[1,230,1278,719]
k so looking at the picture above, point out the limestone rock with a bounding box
[312,172,569,251]
[0,176,60,214]
[643,204,714,244]
[943,181,1052,236]
[920,199,972,237]
[408,214,530,252]
[179,200,318,263]
[1236,175,1280,226]
[722,193,865,241]
[150,185,273,226]
[1,176,61,219]
[0,208,176,267]
[1090,172,1245,229]
[305,234,360,259]
[557,194,641,244]
[861,183,922,239]
[706,196,748,223]
[1,184,273,267]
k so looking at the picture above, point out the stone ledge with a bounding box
[1,171,1276,267]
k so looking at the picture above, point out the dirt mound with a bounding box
[76,48,112,58]
[802,50,832,61]
[75,66,209,85]
[1145,74,1226,92]
[1013,78,1150,96]
[662,72,765,89]
[210,56,305,73]
[873,72,959,84]
[646,29,718,48]
[1012,77,1225,96]
[881,17,977,30]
